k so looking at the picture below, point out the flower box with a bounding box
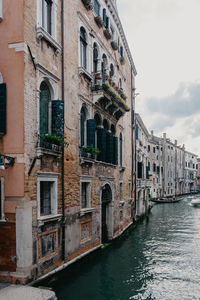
[111,41,118,50]
[120,56,125,65]
[103,29,112,40]
[94,16,104,28]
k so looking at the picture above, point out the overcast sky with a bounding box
[118,0,200,156]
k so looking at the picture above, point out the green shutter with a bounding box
[40,90,49,135]
[136,124,139,139]
[97,128,106,162]
[120,46,124,57]
[103,8,106,23]
[106,132,113,163]
[146,166,149,179]
[52,100,64,137]
[106,16,109,29]
[0,83,6,134]
[80,111,85,146]
[113,136,118,165]
[87,119,96,147]
[157,166,160,174]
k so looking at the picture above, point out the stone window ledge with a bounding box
[37,214,62,226]
[36,26,62,53]
[79,208,95,217]
[36,147,62,157]
[78,67,93,81]
[0,219,6,224]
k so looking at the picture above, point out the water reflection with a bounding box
[41,195,200,300]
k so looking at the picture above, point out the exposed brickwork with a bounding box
[0,223,16,272]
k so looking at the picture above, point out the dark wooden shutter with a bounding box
[132,109,135,125]
[146,166,149,179]
[120,133,123,166]
[0,83,6,134]
[120,46,124,57]
[87,119,96,147]
[52,100,64,137]
[103,8,106,23]
[97,128,106,162]
[136,124,139,139]
[137,162,143,179]
[105,16,109,29]
[40,90,49,135]
[113,136,118,165]
[106,132,113,163]
[157,166,160,174]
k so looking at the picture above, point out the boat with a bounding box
[191,198,200,206]
[151,197,181,203]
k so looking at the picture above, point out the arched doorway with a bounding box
[101,184,112,243]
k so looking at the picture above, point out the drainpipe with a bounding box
[131,67,136,221]
[61,0,65,261]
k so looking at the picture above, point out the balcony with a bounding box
[37,135,62,156]
[91,72,130,120]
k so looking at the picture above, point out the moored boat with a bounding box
[151,197,181,203]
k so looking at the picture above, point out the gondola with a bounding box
[151,197,181,203]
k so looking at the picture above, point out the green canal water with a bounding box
[41,195,200,299]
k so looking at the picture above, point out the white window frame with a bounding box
[0,0,3,22]
[0,177,5,221]
[80,179,91,210]
[37,173,58,219]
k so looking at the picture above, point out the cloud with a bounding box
[145,82,200,118]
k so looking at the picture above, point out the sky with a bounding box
[117,0,200,156]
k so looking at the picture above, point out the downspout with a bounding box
[61,0,65,261]
[131,67,136,221]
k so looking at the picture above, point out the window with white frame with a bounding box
[37,173,58,218]
[42,0,52,34]
[81,181,91,209]
[0,177,4,220]
[80,27,88,70]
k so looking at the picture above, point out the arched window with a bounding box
[80,106,87,146]
[93,43,98,73]
[40,82,51,135]
[101,54,108,79]
[103,119,109,131]
[120,132,123,167]
[80,27,87,69]
[110,63,114,78]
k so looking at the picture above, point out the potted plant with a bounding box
[95,72,101,79]
[103,29,112,40]
[81,0,93,10]
[86,145,100,158]
[94,16,104,28]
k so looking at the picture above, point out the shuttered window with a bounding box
[106,132,114,163]
[120,133,123,167]
[42,0,53,35]
[146,166,149,179]
[137,162,143,179]
[113,136,118,165]
[97,128,106,162]
[40,83,50,135]
[94,0,100,16]
[103,8,106,23]
[80,27,87,69]
[52,100,64,137]
[105,16,109,29]
[0,83,6,134]
[87,119,96,147]
[136,124,139,140]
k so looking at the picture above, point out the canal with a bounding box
[41,195,200,299]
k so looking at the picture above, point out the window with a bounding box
[94,0,100,16]
[0,177,4,220]
[93,43,98,73]
[80,106,88,147]
[128,183,131,198]
[37,173,58,218]
[110,63,114,78]
[41,0,53,35]
[81,182,91,209]
[120,182,123,201]
[80,27,87,69]
[39,82,51,135]
[120,133,123,167]
[148,145,150,152]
